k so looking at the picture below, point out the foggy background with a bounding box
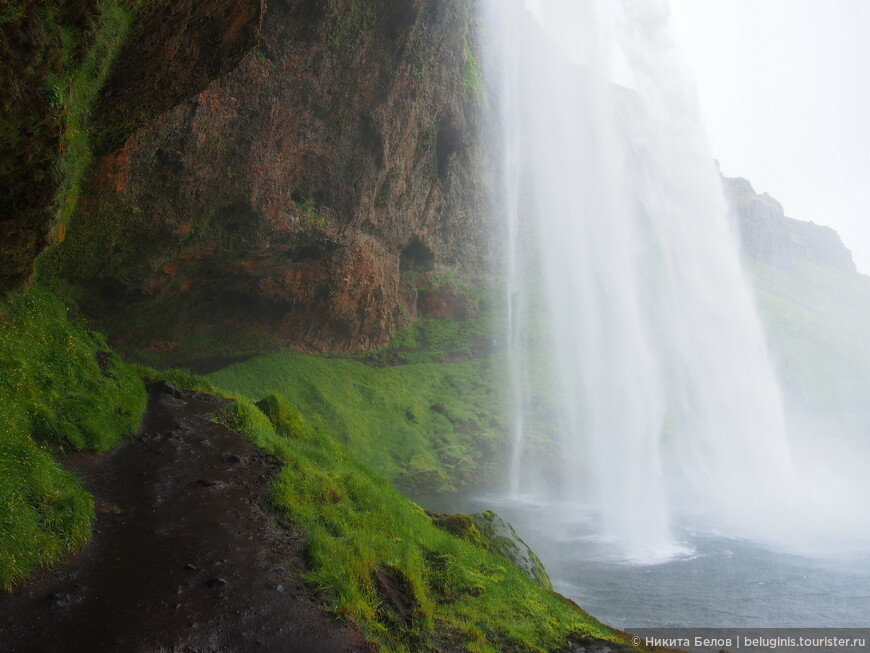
[669,0,870,273]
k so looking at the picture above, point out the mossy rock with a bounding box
[396,467,452,494]
[425,511,486,549]
[473,510,553,591]
[427,509,553,590]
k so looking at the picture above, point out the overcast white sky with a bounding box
[667,0,870,273]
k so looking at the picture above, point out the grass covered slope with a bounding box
[748,259,870,414]
[209,315,509,492]
[0,287,146,590]
[211,350,504,492]
[202,312,632,649]
[218,393,619,652]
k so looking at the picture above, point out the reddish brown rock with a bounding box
[89,0,264,156]
[44,0,492,363]
[418,284,478,321]
[0,0,263,294]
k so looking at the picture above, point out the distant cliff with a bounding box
[724,174,870,417]
[722,175,857,273]
[39,0,490,364]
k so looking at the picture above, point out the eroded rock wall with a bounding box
[44,0,490,362]
[1,0,262,295]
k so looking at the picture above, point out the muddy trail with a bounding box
[0,382,373,653]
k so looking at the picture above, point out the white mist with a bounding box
[481,0,866,562]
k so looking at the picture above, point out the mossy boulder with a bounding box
[473,509,553,591]
[427,508,553,590]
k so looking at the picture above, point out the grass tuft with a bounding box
[462,37,485,102]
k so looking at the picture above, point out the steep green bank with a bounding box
[217,391,620,652]
[207,289,578,495]
[209,308,509,492]
[213,349,504,492]
[0,287,146,590]
[748,259,870,416]
[0,0,152,588]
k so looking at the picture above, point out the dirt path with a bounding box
[0,382,373,653]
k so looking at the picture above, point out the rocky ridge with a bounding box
[723,174,857,273]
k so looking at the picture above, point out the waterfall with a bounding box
[485,0,804,562]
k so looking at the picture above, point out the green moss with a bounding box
[462,37,485,102]
[254,393,316,440]
[0,0,139,291]
[220,395,618,652]
[375,288,499,364]
[0,286,146,589]
[210,347,506,492]
[131,364,218,395]
[205,291,509,491]
[205,289,578,494]
[398,315,487,360]
[0,423,93,592]
[294,199,330,226]
[472,510,553,591]
[428,511,487,548]
[427,510,553,592]
[50,0,138,228]
[748,259,870,413]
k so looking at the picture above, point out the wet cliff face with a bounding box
[0,1,109,293]
[90,0,264,157]
[0,0,262,295]
[43,0,489,362]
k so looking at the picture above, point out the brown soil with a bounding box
[0,382,373,653]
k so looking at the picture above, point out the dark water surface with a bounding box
[414,491,870,629]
